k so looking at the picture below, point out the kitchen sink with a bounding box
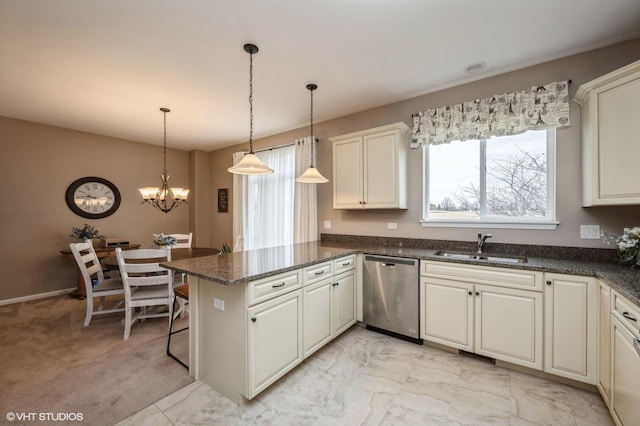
[433,251,528,264]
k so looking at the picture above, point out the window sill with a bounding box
[419,219,559,230]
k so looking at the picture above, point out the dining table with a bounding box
[101,247,221,270]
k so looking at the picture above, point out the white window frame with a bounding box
[420,129,558,230]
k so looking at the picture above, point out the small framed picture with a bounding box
[218,188,229,213]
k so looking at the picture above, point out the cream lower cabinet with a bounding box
[248,289,303,397]
[597,280,612,407]
[420,261,543,370]
[610,291,640,426]
[303,256,357,358]
[543,273,597,384]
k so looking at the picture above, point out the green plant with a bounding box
[70,224,104,240]
[219,242,232,254]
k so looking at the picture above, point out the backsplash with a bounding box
[320,233,617,263]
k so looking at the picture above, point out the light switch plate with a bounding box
[580,225,601,239]
[387,223,397,229]
[323,220,332,230]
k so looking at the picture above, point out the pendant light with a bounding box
[295,83,329,183]
[139,108,189,213]
[227,44,274,175]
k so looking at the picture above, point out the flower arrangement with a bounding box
[153,233,177,247]
[70,224,104,240]
[602,227,640,268]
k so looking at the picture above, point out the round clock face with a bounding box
[65,177,121,219]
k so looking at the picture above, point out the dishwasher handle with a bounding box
[364,255,417,266]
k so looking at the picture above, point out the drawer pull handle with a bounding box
[623,312,637,322]
[272,283,286,288]
[314,271,325,275]
[342,262,351,266]
[635,339,640,358]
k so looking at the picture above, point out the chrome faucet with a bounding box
[476,233,493,254]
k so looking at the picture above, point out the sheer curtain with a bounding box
[294,137,318,243]
[243,145,295,251]
[231,151,247,252]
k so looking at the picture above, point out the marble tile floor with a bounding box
[118,325,613,426]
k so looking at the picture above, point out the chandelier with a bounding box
[138,107,189,213]
[295,83,329,183]
[227,43,274,175]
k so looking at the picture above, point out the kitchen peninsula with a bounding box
[162,237,640,413]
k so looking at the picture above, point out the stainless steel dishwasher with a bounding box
[363,255,422,344]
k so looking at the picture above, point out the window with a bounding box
[244,145,295,250]
[422,129,556,229]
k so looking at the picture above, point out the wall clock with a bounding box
[65,176,121,219]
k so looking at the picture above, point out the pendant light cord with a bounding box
[310,87,314,166]
[249,48,254,153]
[163,109,168,175]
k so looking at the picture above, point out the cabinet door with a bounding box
[596,75,640,203]
[597,280,611,406]
[610,316,640,426]
[421,277,473,351]
[333,271,356,336]
[247,289,303,398]
[544,274,596,384]
[303,278,333,358]
[332,137,363,209]
[363,130,406,209]
[475,284,543,369]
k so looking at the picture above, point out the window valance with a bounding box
[410,80,570,148]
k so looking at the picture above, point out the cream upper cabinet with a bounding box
[543,273,597,384]
[331,122,410,209]
[574,60,640,206]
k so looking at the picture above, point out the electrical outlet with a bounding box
[580,225,601,239]
[214,297,225,311]
[387,222,397,230]
[323,220,332,230]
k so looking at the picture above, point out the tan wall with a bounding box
[209,39,640,250]
[0,117,190,301]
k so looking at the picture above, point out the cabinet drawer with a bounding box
[612,291,640,333]
[303,261,333,285]
[248,270,301,306]
[334,255,356,275]
[422,260,542,291]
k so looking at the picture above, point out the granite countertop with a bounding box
[161,239,640,307]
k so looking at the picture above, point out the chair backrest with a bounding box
[168,233,192,249]
[115,248,173,298]
[69,240,104,296]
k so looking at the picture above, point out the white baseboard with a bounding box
[0,288,75,306]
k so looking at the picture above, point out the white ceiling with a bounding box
[1,1,640,152]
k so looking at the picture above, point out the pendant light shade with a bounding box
[228,44,274,175]
[296,83,329,184]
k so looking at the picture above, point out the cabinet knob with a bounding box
[251,317,257,323]
[468,291,472,295]
[475,291,480,296]
[546,280,552,285]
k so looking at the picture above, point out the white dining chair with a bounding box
[69,240,125,326]
[115,247,174,341]
[167,233,192,249]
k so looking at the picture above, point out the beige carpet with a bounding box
[0,294,193,425]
